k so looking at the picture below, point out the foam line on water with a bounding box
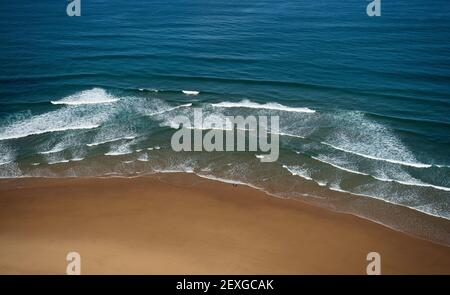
[0,124,99,141]
[51,88,119,105]
[104,142,134,156]
[282,164,448,219]
[282,165,313,180]
[137,153,149,162]
[371,176,450,192]
[321,141,432,168]
[311,155,450,192]
[182,90,199,95]
[48,159,70,165]
[39,147,66,155]
[87,136,136,147]
[211,99,315,113]
[328,186,448,219]
[150,103,192,116]
[138,88,159,92]
[105,150,133,156]
[70,157,84,162]
[276,132,305,139]
[311,156,370,176]
[0,103,109,141]
[282,163,449,219]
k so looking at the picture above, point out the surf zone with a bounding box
[170,108,280,162]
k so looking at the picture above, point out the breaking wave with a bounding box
[51,88,119,105]
[212,99,315,113]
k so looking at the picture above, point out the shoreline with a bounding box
[0,173,449,274]
[190,173,450,244]
[3,170,449,246]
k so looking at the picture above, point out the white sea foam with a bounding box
[436,164,450,168]
[182,90,199,95]
[0,162,22,178]
[312,155,450,192]
[283,154,450,218]
[105,142,134,156]
[317,181,327,187]
[139,88,159,92]
[282,165,313,180]
[276,132,305,139]
[0,143,15,164]
[70,157,84,162]
[322,142,431,168]
[371,176,450,192]
[328,185,449,219]
[282,164,340,188]
[105,151,132,156]
[48,159,70,165]
[51,88,118,105]
[328,186,348,194]
[212,99,315,113]
[150,103,192,116]
[87,136,136,147]
[0,123,99,141]
[321,112,431,169]
[154,168,195,174]
[105,150,133,156]
[0,106,107,141]
[311,156,370,176]
[161,108,277,132]
[137,153,149,162]
[39,147,66,155]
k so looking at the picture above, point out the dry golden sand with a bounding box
[0,174,449,274]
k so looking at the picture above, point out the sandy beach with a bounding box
[0,173,449,274]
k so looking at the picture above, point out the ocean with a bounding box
[1,1,449,243]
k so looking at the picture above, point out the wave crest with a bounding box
[51,88,119,105]
[212,99,315,113]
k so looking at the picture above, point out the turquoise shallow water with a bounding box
[0,1,449,242]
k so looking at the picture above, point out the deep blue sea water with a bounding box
[1,1,449,243]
